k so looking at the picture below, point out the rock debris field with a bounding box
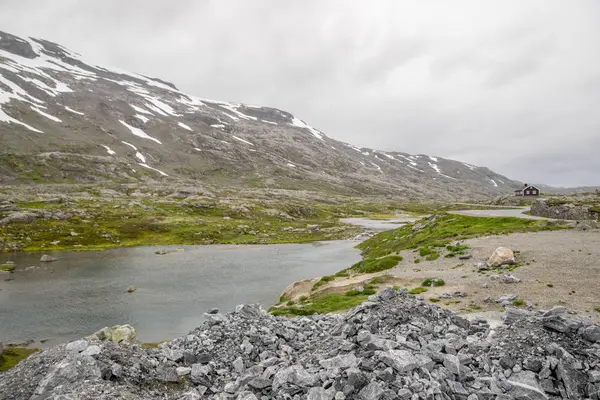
[1,289,600,400]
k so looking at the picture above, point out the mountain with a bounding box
[0,31,520,200]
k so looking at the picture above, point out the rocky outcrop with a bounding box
[1,290,599,399]
[530,199,599,221]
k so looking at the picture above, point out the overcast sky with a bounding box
[1,0,599,186]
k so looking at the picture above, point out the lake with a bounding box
[0,241,361,347]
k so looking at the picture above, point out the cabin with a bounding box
[514,184,540,197]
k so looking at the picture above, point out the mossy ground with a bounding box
[357,214,565,260]
[0,347,38,372]
[271,276,395,316]
[2,197,407,252]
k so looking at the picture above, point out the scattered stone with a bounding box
[438,291,467,299]
[40,254,58,262]
[475,262,488,270]
[488,247,515,267]
[491,273,521,284]
[127,286,136,293]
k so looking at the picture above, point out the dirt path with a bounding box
[388,230,600,320]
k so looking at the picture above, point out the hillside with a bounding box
[0,31,520,199]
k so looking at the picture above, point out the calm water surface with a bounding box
[0,241,361,346]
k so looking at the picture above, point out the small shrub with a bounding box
[594,307,600,313]
[414,258,421,264]
[422,278,445,287]
[425,253,440,261]
[446,244,469,252]
[512,298,526,307]
[299,295,308,302]
[419,247,434,257]
[286,300,295,306]
[312,275,335,290]
[408,287,428,295]
[279,296,289,303]
[0,264,15,272]
[429,298,440,303]
[352,255,402,274]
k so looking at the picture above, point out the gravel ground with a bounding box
[389,229,600,321]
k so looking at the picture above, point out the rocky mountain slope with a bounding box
[1,289,599,399]
[0,31,521,200]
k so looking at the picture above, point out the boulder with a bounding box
[487,247,515,267]
[0,212,38,225]
[40,254,58,262]
[127,286,136,293]
[87,325,136,343]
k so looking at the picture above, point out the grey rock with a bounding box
[319,353,358,370]
[307,387,334,400]
[156,364,179,383]
[581,325,600,343]
[40,254,58,262]
[272,365,315,390]
[358,382,385,400]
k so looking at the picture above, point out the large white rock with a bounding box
[487,247,515,267]
[87,325,136,343]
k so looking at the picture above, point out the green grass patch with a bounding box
[357,214,564,260]
[140,341,167,349]
[350,255,402,274]
[425,253,440,261]
[429,298,440,303]
[408,287,428,295]
[422,278,445,287]
[312,275,335,290]
[0,347,39,371]
[419,247,434,257]
[446,244,469,252]
[512,299,526,308]
[0,264,15,272]
[271,293,371,316]
[345,284,377,296]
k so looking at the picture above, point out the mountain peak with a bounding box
[0,31,518,199]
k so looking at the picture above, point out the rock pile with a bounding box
[1,289,599,399]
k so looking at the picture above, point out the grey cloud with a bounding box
[0,0,598,187]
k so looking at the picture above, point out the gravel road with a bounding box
[389,229,600,320]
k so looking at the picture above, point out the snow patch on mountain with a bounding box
[135,114,149,123]
[232,135,254,146]
[131,104,153,115]
[138,163,168,176]
[119,120,162,144]
[101,145,116,155]
[290,116,324,141]
[31,106,61,122]
[178,122,192,131]
[65,106,84,116]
